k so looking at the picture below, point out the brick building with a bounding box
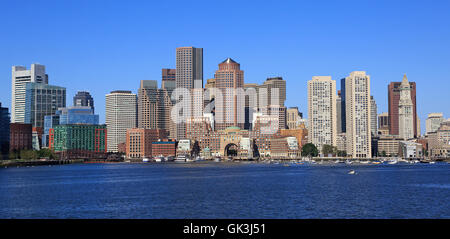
[10,123,32,152]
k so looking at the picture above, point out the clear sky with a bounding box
[1,0,449,133]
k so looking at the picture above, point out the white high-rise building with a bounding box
[345,71,371,158]
[370,96,377,136]
[105,91,137,152]
[11,64,48,123]
[398,75,414,140]
[426,113,444,135]
[307,76,337,152]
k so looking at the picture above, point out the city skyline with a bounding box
[1,1,450,135]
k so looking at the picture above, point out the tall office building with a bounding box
[307,76,337,152]
[138,80,159,129]
[214,58,244,130]
[11,64,48,123]
[24,82,66,128]
[345,71,371,158]
[175,47,203,139]
[398,75,414,140]
[370,96,377,136]
[426,113,445,135]
[162,68,176,87]
[105,91,137,152]
[336,91,342,133]
[257,77,286,109]
[0,103,10,157]
[388,77,417,137]
[340,78,346,133]
[287,107,302,130]
[73,91,94,111]
[378,112,389,135]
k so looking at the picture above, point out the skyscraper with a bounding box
[426,113,445,135]
[345,71,371,158]
[388,78,417,137]
[11,64,48,123]
[214,58,244,130]
[286,107,302,130]
[398,75,414,140]
[175,47,203,139]
[336,90,342,134]
[340,78,346,133]
[378,112,389,135]
[370,96,377,136]
[138,80,159,129]
[73,91,94,111]
[24,82,66,128]
[307,76,337,152]
[105,91,137,152]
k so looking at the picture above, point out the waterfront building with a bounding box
[378,112,389,135]
[427,121,450,158]
[175,46,203,140]
[0,103,10,157]
[24,82,66,128]
[42,106,99,148]
[125,128,167,159]
[214,58,245,130]
[49,124,107,159]
[105,91,137,152]
[426,113,445,135]
[280,125,308,148]
[270,136,300,159]
[42,115,60,148]
[388,78,417,137]
[375,135,403,157]
[73,91,94,111]
[307,76,337,152]
[11,64,48,124]
[398,75,414,140]
[152,141,177,157]
[345,71,371,158]
[399,141,423,159]
[9,123,32,152]
[370,96,377,136]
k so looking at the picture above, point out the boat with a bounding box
[175,154,189,163]
[348,170,356,175]
[345,160,352,164]
[360,160,370,164]
[388,159,398,164]
[142,158,150,162]
[213,157,221,162]
[430,161,436,164]
[154,156,165,162]
[372,161,381,164]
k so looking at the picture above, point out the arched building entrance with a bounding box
[224,143,238,157]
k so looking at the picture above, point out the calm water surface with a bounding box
[0,162,449,218]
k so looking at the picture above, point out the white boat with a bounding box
[175,155,188,163]
[360,161,370,164]
[388,160,398,164]
[345,160,353,164]
[142,158,150,162]
[348,170,356,175]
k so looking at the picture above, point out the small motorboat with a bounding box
[348,170,356,175]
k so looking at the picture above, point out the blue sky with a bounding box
[1,0,449,133]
